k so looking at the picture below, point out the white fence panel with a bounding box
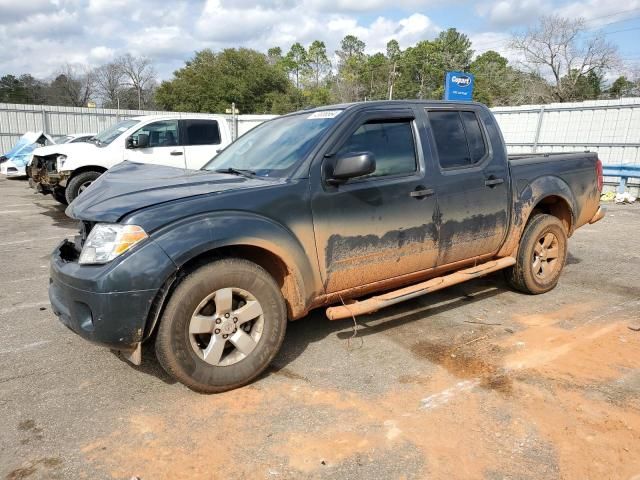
[0,103,275,153]
[2,99,639,193]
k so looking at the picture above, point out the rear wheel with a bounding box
[505,214,568,294]
[155,258,287,393]
[65,170,102,204]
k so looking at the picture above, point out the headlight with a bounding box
[79,224,148,265]
[56,154,67,170]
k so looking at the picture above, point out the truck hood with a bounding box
[65,161,274,222]
[32,141,98,159]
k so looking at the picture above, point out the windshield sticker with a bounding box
[308,110,342,120]
[117,127,128,132]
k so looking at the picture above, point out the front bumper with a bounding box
[0,160,26,176]
[49,238,177,350]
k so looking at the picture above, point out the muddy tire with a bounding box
[155,258,287,393]
[52,187,68,205]
[65,170,102,204]
[505,214,568,294]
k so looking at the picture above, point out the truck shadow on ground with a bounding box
[33,201,77,229]
[269,272,511,374]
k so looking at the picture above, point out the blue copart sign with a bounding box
[444,71,474,101]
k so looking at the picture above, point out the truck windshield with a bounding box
[203,111,342,178]
[93,120,139,146]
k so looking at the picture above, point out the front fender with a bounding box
[150,211,319,317]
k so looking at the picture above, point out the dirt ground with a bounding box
[0,175,639,480]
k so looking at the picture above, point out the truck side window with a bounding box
[336,120,416,179]
[184,120,221,145]
[132,120,179,148]
[460,111,487,163]
[428,110,488,169]
[428,111,470,168]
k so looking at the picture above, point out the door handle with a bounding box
[484,176,504,187]
[410,187,434,199]
[170,150,183,156]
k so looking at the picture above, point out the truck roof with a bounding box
[305,99,489,113]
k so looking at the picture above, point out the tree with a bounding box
[608,75,637,98]
[155,48,291,114]
[307,40,331,88]
[510,15,619,102]
[395,40,440,100]
[94,61,125,108]
[117,53,156,109]
[47,65,95,107]
[284,42,309,89]
[334,35,367,102]
[435,28,473,72]
[470,50,526,106]
[386,40,401,100]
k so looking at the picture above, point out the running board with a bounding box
[326,257,516,320]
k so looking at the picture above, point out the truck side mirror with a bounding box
[328,152,376,184]
[135,133,149,149]
[126,136,134,149]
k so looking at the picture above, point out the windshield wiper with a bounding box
[214,167,257,178]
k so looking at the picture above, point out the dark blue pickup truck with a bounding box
[49,101,605,392]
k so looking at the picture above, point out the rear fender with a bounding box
[498,175,576,257]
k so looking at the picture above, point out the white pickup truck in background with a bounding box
[29,114,231,204]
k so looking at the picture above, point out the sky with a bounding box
[1,0,639,81]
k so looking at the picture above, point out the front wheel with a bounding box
[155,258,287,393]
[65,170,102,204]
[505,214,568,294]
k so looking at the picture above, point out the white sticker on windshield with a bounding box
[117,127,128,132]
[308,110,342,120]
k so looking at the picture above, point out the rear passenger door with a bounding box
[181,119,223,169]
[426,107,509,265]
[311,109,439,293]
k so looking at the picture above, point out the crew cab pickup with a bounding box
[30,114,231,204]
[49,101,605,393]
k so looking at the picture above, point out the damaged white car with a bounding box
[30,114,231,204]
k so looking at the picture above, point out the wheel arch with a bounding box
[498,175,576,257]
[143,243,307,342]
[68,165,108,180]
[142,212,318,341]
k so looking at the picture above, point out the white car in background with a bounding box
[30,114,231,204]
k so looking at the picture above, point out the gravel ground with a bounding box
[0,175,639,480]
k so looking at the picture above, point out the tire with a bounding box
[52,187,68,205]
[505,214,568,294]
[65,170,102,204]
[155,258,287,393]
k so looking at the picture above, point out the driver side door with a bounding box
[310,109,439,293]
[124,120,185,167]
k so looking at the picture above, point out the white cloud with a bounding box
[476,0,549,28]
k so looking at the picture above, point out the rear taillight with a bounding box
[596,158,603,192]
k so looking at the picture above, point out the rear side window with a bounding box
[336,120,417,179]
[428,111,487,169]
[460,111,486,163]
[184,120,221,145]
